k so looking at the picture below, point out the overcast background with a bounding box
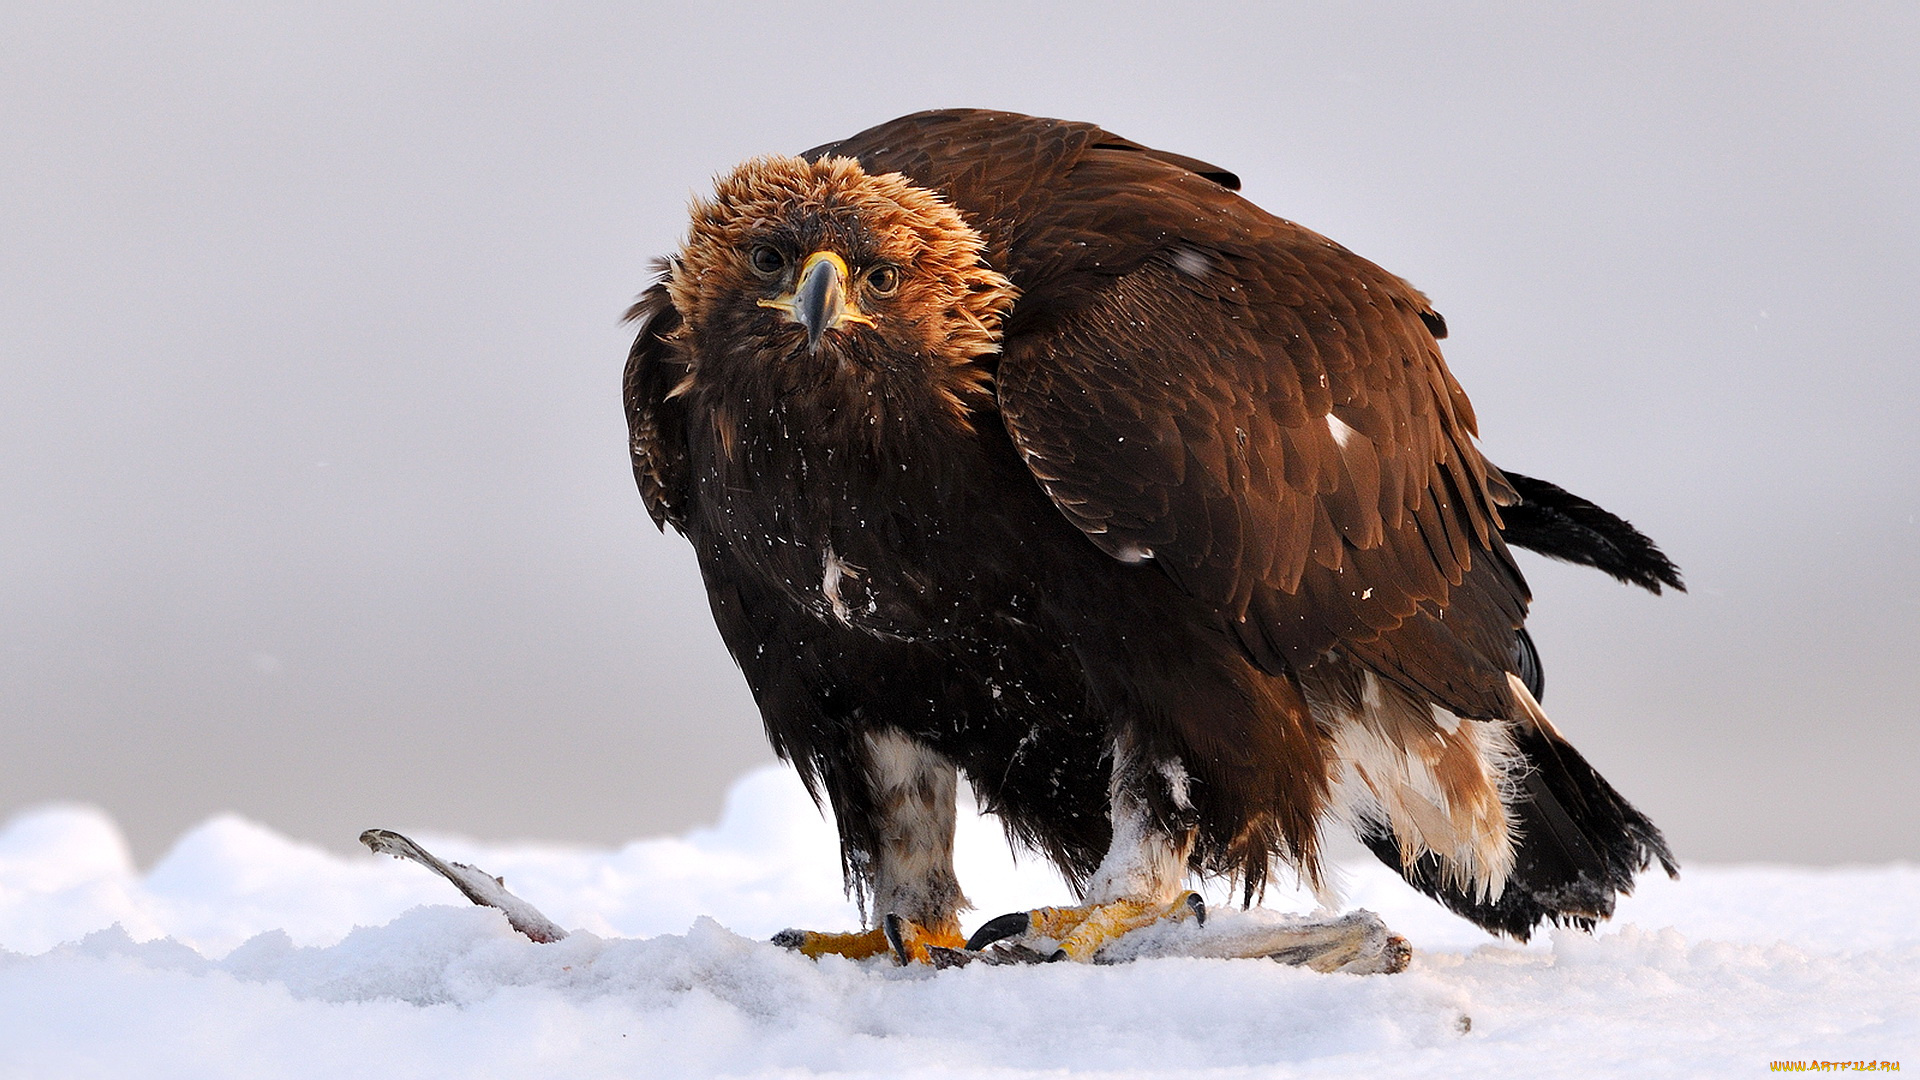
[1,2,1914,866]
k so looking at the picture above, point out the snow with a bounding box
[0,768,1913,1078]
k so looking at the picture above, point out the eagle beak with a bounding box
[759,250,873,351]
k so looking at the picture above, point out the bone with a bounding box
[1095,908,1411,974]
[359,828,568,944]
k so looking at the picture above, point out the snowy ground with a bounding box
[0,767,1912,1078]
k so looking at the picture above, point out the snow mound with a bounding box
[0,767,1914,1078]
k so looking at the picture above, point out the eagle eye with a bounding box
[749,245,786,276]
[865,264,901,296]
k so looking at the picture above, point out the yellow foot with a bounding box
[881,914,968,966]
[771,919,965,965]
[965,892,1206,963]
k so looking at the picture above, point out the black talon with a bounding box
[1186,893,1207,927]
[882,913,911,966]
[770,928,805,949]
[964,911,1034,951]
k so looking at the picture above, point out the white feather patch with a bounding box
[1326,412,1360,450]
[1319,673,1520,903]
[1171,247,1212,279]
[821,548,859,627]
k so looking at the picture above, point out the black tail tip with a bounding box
[1498,469,1686,596]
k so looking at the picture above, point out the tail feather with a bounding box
[1497,469,1685,595]
[1364,466,1683,939]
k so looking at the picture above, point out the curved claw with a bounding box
[1186,891,1207,927]
[964,911,1035,952]
[882,913,910,966]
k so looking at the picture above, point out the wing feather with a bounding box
[812,109,1531,719]
[623,279,694,533]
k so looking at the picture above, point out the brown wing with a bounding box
[816,111,1530,719]
[623,278,694,533]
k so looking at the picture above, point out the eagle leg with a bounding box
[962,733,1212,963]
[772,731,971,965]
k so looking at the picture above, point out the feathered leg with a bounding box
[962,735,1202,962]
[774,729,970,963]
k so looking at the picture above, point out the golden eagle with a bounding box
[625,110,1680,967]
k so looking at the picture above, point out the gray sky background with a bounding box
[1,2,1914,866]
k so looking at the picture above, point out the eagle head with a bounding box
[664,155,1018,433]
